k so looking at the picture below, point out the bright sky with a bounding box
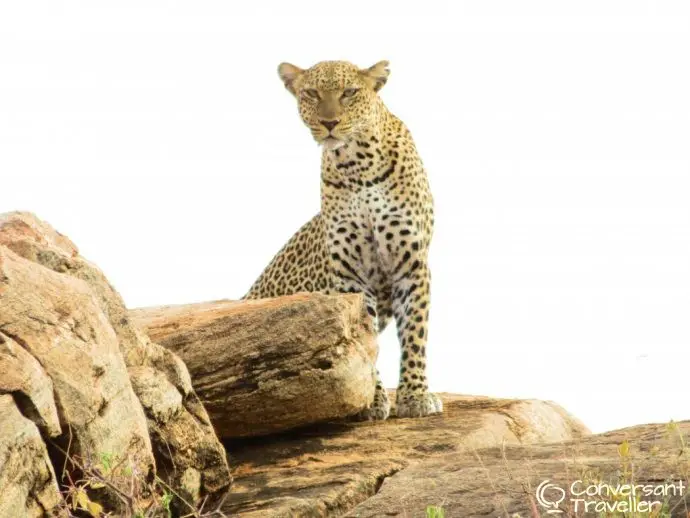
[1,1,689,433]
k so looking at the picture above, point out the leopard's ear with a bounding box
[360,60,390,92]
[278,63,304,96]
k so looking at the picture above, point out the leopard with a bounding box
[244,60,442,420]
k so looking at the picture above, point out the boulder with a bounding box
[347,420,690,517]
[0,245,155,487]
[0,212,231,512]
[0,395,64,518]
[131,294,378,438]
[220,393,590,517]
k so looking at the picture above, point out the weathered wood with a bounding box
[131,294,378,438]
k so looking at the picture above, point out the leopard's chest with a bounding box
[324,184,416,277]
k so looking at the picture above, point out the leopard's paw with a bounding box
[395,391,443,418]
[353,387,390,421]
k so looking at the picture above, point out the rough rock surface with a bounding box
[0,244,155,481]
[0,212,231,511]
[221,393,590,517]
[0,331,61,437]
[348,420,690,517]
[0,395,64,518]
[131,294,378,438]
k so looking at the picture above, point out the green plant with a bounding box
[161,490,174,518]
[426,505,445,518]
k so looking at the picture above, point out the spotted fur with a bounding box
[244,60,442,420]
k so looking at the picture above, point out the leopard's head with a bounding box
[278,60,389,150]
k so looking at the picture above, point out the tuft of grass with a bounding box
[426,505,445,518]
[160,490,174,518]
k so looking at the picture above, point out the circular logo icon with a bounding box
[536,480,566,514]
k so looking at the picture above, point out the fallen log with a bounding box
[131,294,378,438]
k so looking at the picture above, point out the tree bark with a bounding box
[131,293,378,438]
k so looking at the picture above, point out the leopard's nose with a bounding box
[321,119,340,131]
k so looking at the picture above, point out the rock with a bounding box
[0,395,64,518]
[131,294,378,438]
[347,420,690,517]
[0,212,231,509]
[0,245,155,511]
[128,365,230,499]
[220,393,590,517]
[0,331,61,437]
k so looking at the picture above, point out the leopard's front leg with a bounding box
[329,252,390,421]
[392,261,442,418]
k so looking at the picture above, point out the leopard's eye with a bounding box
[303,88,320,100]
[342,88,359,99]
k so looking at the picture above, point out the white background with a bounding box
[1,1,688,433]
